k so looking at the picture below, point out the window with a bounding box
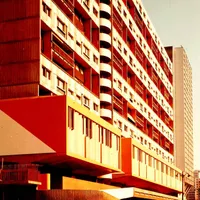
[86,118,92,138]
[133,146,135,159]
[118,121,122,130]
[161,163,164,173]
[124,125,128,131]
[105,130,112,147]
[117,1,121,12]
[101,127,104,143]
[130,130,134,138]
[76,94,81,101]
[148,155,152,166]
[83,0,89,9]
[129,56,133,66]
[130,93,133,102]
[124,86,127,93]
[76,41,81,48]
[116,135,119,151]
[68,89,74,96]
[68,32,73,40]
[93,7,98,17]
[93,103,98,112]
[123,11,127,18]
[118,81,122,90]
[138,149,142,162]
[57,77,65,91]
[124,48,127,56]
[83,45,89,59]
[129,20,133,30]
[156,160,159,170]
[75,63,84,74]
[42,2,51,17]
[83,96,90,108]
[42,66,51,80]
[118,41,122,51]
[68,107,74,130]
[57,18,65,36]
[93,54,98,64]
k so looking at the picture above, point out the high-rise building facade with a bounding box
[188,170,200,200]
[0,0,182,199]
[166,46,194,198]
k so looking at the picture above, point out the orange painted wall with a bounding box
[121,138,132,174]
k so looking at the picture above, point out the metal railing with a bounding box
[52,42,74,68]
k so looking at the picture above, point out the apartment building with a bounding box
[166,46,194,199]
[0,0,182,199]
[187,170,200,200]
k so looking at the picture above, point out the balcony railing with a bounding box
[135,81,143,96]
[152,72,159,87]
[52,43,74,70]
[0,164,40,185]
[134,13,143,33]
[153,101,159,113]
[63,0,74,10]
[136,114,144,128]
[113,95,123,110]
[151,42,159,59]
[52,43,74,66]
[113,54,123,74]
[113,12,123,34]
[135,46,143,65]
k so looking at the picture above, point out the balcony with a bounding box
[52,43,74,71]
[100,33,111,47]
[136,114,144,128]
[113,12,123,35]
[135,45,143,65]
[151,42,159,59]
[135,81,144,97]
[113,95,123,111]
[152,72,159,87]
[100,63,111,74]
[100,18,111,33]
[100,108,112,119]
[100,78,111,89]
[134,13,143,33]
[54,0,74,17]
[100,93,112,104]
[113,54,123,74]
[100,3,111,18]
[100,48,111,61]
[0,165,40,185]
[153,100,159,114]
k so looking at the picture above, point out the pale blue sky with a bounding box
[141,0,200,169]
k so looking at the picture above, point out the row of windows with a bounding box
[132,145,179,179]
[42,66,66,91]
[68,107,120,149]
[42,2,51,17]
[56,17,91,60]
[42,66,99,111]
[134,1,172,72]
[113,2,172,95]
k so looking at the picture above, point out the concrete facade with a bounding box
[0,0,183,199]
[166,46,194,199]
